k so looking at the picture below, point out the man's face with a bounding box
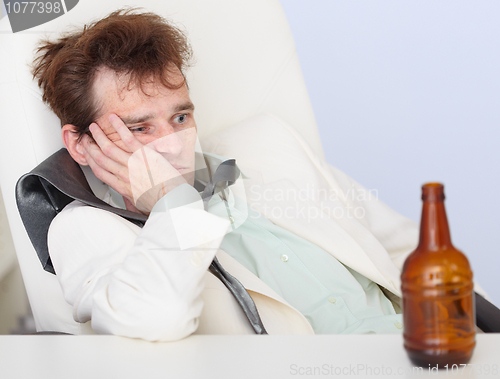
[92,67,197,185]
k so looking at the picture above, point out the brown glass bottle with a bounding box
[401,183,475,367]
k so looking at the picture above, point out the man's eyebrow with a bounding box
[120,114,155,126]
[174,101,195,113]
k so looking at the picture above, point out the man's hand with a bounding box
[80,114,187,214]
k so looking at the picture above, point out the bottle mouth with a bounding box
[422,182,445,201]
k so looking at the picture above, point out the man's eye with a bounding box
[175,114,188,124]
[130,126,148,133]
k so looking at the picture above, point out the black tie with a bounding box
[201,159,267,334]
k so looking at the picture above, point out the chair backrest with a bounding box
[0,0,323,333]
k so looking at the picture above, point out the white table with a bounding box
[0,334,499,378]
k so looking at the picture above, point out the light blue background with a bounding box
[279,0,500,306]
[1,1,499,306]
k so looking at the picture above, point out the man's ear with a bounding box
[62,124,88,166]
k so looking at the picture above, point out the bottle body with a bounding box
[401,183,475,367]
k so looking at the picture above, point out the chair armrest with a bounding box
[475,292,500,333]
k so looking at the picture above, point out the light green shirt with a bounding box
[110,153,403,334]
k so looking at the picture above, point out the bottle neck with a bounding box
[418,184,453,251]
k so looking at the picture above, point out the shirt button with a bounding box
[328,297,336,304]
[280,254,289,262]
[228,216,235,224]
[395,322,403,329]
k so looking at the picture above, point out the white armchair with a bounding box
[0,0,323,333]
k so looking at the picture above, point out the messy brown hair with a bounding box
[32,9,192,137]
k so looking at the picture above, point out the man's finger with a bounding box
[83,148,131,197]
[88,122,130,164]
[108,114,144,153]
[81,135,130,184]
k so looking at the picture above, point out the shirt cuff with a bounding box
[151,183,203,213]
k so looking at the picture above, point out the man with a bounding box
[33,9,419,341]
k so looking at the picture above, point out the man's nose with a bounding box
[150,125,183,157]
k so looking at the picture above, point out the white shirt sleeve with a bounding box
[48,183,230,341]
